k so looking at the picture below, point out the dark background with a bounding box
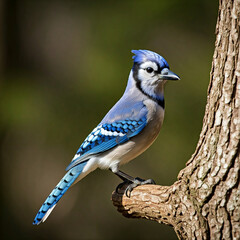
[0,1,218,239]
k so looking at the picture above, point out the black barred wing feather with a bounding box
[66,117,147,171]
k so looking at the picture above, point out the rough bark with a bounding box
[111,0,240,239]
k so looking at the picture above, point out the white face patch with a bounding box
[140,61,158,71]
[137,61,159,84]
[135,61,165,100]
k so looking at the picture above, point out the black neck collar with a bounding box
[132,64,165,109]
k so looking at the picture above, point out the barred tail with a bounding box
[33,161,87,225]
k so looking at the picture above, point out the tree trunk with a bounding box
[111,0,240,239]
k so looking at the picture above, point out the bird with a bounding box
[33,49,180,225]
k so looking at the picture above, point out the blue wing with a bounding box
[66,116,147,170]
[66,101,148,171]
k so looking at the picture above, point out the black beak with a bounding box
[159,68,180,81]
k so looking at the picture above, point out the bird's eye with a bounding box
[146,67,154,73]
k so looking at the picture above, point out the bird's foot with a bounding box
[116,177,155,197]
[125,177,155,197]
[115,180,131,194]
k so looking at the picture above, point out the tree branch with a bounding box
[111,0,240,239]
[112,184,178,225]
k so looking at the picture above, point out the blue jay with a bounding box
[33,49,180,225]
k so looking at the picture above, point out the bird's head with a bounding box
[131,49,180,103]
[132,49,180,83]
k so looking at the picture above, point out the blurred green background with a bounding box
[0,0,218,239]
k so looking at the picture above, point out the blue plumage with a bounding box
[66,117,147,171]
[79,118,146,154]
[33,162,87,225]
[132,50,169,70]
[33,49,180,225]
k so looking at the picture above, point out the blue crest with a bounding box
[131,49,169,69]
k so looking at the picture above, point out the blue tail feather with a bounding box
[33,161,87,225]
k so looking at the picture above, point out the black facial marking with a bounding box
[132,63,165,109]
[132,63,140,81]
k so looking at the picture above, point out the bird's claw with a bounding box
[116,177,156,197]
[115,180,131,193]
[125,178,156,197]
